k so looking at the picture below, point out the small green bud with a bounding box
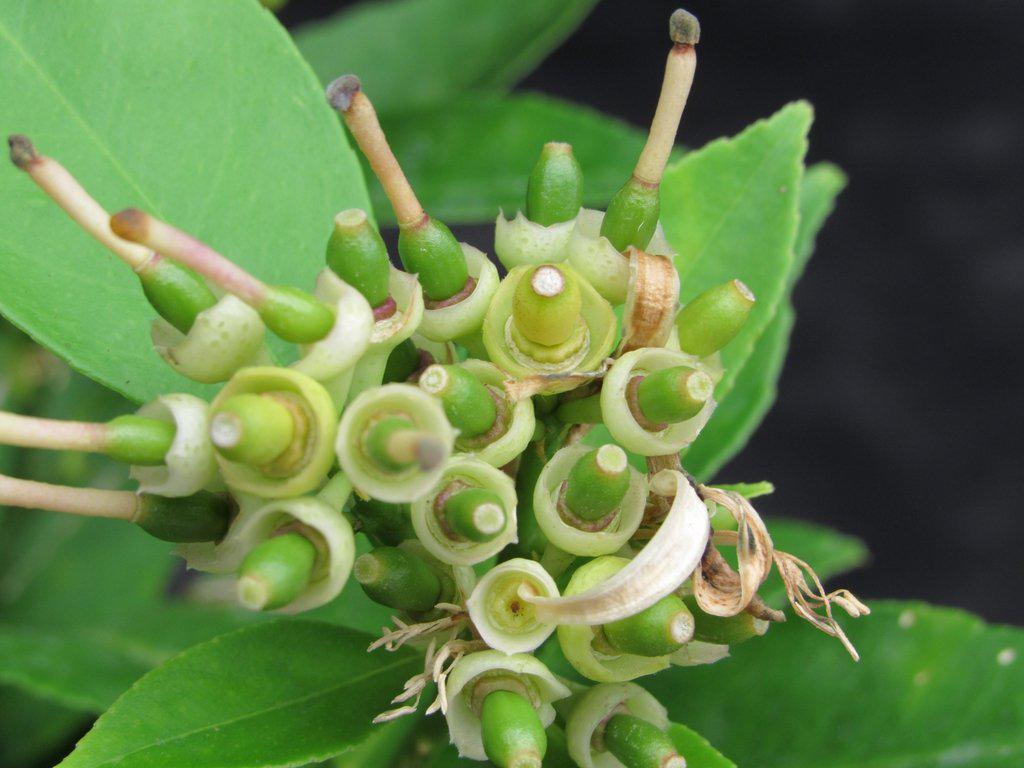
[351,497,414,546]
[382,338,421,384]
[564,445,630,521]
[353,546,442,613]
[635,365,713,425]
[210,393,295,467]
[137,258,217,334]
[361,415,445,474]
[442,487,507,543]
[600,176,660,252]
[526,142,583,226]
[134,490,232,543]
[683,596,768,645]
[601,593,694,657]
[512,264,582,347]
[602,713,684,768]
[259,285,336,344]
[237,531,318,611]
[480,690,547,768]
[325,208,392,308]
[105,415,176,466]
[675,279,755,357]
[419,364,497,438]
[397,216,469,302]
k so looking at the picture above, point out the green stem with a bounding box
[353,546,442,612]
[237,531,318,611]
[418,365,496,437]
[635,366,712,425]
[210,394,295,467]
[603,714,684,768]
[564,445,630,521]
[480,690,547,768]
[526,142,583,226]
[600,594,693,657]
[442,487,507,542]
[675,279,755,357]
[325,208,392,308]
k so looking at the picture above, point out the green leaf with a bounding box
[59,621,420,768]
[0,0,369,404]
[0,686,86,767]
[333,715,420,768]
[370,93,658,225]
[645,601,1024,767]
[294,0,599,116]
[684,162,847,479]
[661,102,811,404]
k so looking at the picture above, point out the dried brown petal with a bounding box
[618,248,680,355]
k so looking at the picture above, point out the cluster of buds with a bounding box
[1,9,868,767]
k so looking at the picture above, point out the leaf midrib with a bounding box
[0,15,162,214]
[74,654,417,768]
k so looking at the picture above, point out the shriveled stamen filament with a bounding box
[326,75,424,228]
[111,209,267,306]
[8,135,151,269]
[633,9,700,186]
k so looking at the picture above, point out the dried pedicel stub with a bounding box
[494,142,584,270]
[0,473,231,543]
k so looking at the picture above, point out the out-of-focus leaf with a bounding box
[0,687,86,768]
[0,0,369,403]
[645,601,1024,767]
[685,162,846,479]
[668,723,736,768]
[59,621,419,768]
[370,93,660,225]
[294,0,599,116]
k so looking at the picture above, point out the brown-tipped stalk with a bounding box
[326,76,468,301]
[326,76,423,228]
[633,9,699,187]
[600,9,699,252]
[8,135,151,269]
[111,209,334,343]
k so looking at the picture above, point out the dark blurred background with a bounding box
[280,0,1024,623]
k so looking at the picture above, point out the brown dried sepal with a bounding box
[618,247,680,355]
[694,484,870,660]
[502,358,613,400]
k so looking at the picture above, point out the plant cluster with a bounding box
[0,9,875,767]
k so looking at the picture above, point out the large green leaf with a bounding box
[0,0,369,404]
[661,102,811,404]
[371,93,665,226]
[685,162,846,479]
[645,601,1024,767]
[59,621,420,768]
[294,0,599,116]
